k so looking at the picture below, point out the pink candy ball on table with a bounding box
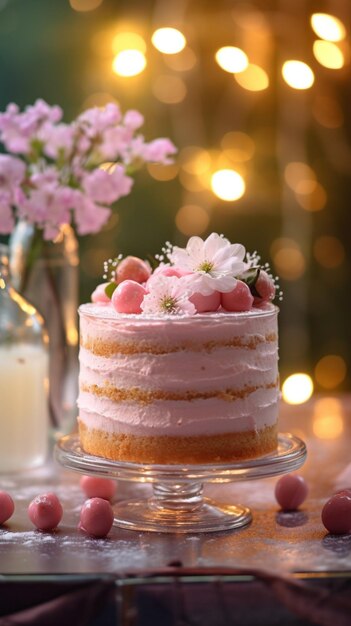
[28,493,63,531]
[275,475,308,511]
[116,256,151,285]
[321,493,351,534]
[80,476,116,501]
[190,291,221,313]
[79,498,114,538]
[91,283,111,304]
[112,280,147,314]
[0,491,15,525]
[221,281,254,312]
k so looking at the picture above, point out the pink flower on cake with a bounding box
[169,233,247,296]
[141,275,196,316]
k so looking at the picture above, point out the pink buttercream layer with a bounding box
[78,392,278,437]
[79,303,277,346]
[79,345,278,393]
[78,303,279,438]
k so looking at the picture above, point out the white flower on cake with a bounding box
[141,275,196,316]
[169,232,246,296]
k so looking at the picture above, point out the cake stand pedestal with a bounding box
[55,433,306,534]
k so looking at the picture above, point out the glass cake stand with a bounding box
[55,433,306,534]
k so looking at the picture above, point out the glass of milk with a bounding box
[0,244,49,472]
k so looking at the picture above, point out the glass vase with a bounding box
[9,220,79,435]
[0,244,49,471]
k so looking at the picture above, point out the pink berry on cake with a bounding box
[153,265,189,279]
[221,281,254,312]
[190,290,221,313]
[116,256,151,285]
[254,270,276,303]
[91,283,111,304]
[112,280,147,314]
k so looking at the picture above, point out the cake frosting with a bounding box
[77,233,280,464]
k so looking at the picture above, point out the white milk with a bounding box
[0,344,49,472]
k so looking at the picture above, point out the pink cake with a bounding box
[77,233,280,464]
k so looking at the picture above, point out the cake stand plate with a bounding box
[55,433,306,533]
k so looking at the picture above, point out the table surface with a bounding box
[1,395,351,578]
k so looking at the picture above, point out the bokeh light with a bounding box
[112,32,146,55]
[152,75,187,104]
[282,61,314,89]
[282,373,314,404]
[310,13,346,42]
[271,238,305,280]
[163,47,197,71]
[151,28,186,54]
[180,147,212,176]
[313,236,345,268]
[147,163,179,181]
[234,64,269,91]
[215,46,248,73]
[296,183,327,212]
[112,50,146,76]
[284,162,316,191]
[175,204,210,236]
[312,95,344,128]
[80,92,117,110]
[70,0,103,11]
[313,41,344,69]
[314,355,347,389]
[179,170,207,192]
[220,132,255,161]
[313,397,344,439]
[211,169,245,201]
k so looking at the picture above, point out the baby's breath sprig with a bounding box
[153,241,174,267]
[102,254,123,282]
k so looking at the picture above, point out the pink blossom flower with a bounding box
[98,126,134,161]
[123,110,144,130]
[25,99,62,124]
[0,197,15,233]
[39,123,75,159]
[72,191,111,236]
[0,155,26,233]
[19,184,75,239]
[142,138,177,164]
[141,275,196,316]
[169,233,246,296]
[0,154,26,187]
[0,99,176,240]
[77,103,122,136]
[0,100,62,154]
[82,165,133,204]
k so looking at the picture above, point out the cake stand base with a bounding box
[114,482,251,533]
[55,433,306,534]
